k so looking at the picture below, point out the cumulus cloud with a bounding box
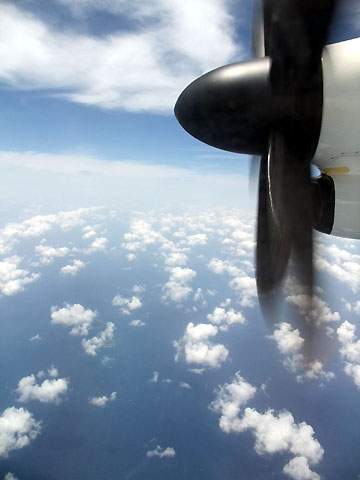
[210,372,256,433]
[50,303,97,336]
[29,334,41,342]
[208,258,256,307]
[162,267,196,303]
[337,320,360,388]
[211,373,323,480]
[179,382,191,389]
[60,259,86,276]
[181,234,208,246]
[207,305,245,331]
[82,322,115,356]
[132,284,145,294]
[270,323,334,382]
[0,256,40,296]
[0,208,99,255]
[0,1,240,113]
[129,319,145,327]
[89,391,116,407]
[0,407,41,458]
[315,241,360,292]
[146,445,176,458]
[149,371,159,383]
[86,237,108,253]
[173,322,228,369]
[4,473,18,480]
[112,295,142,315]
[35,244,69,265]
[16,369,68,404]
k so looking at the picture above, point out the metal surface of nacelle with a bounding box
[314,38,360,239]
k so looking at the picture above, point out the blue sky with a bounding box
[1,2,360,480]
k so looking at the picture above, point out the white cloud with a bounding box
[50,303,97,336]
[210,372,256,433]
[181,234,208,246]
[132,284,145,294]
[179,382,191,389]
[82,322,115,356]
[129,319,146,327]
[89,391,116,407]
[146,445,176,458]
[239,408,323,472]
[0,256,40,296]
[86,237,108,253]
[35,244,69,265]
[127,253,136,261]
[211,374,324,480]
[162,267,196,303]
[174,322,228,369]
[29,334,41,342]
[60,259,86,276]
[337,320,360,388]
[0,1,241,112]
[164,251,188,267]
[16,370,68,404]
[207,305,245,331]
[149,371,159,383]
[0,407,41,458]
[270,323,334,382]
[283,456,321,480]
[82,226,97,239]
[4,473,18,480]
[315,241,360,292]
[112,295,142,315]
[208,258,256,307]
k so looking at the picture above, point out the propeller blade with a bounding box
[252,0,265,58]
[256,136,291,298]
[248,155,260,196]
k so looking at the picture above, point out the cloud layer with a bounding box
[0,1,241,112]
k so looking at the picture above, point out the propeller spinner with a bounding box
[175,0,338,308]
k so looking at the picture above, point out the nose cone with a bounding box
[175,57,271,156]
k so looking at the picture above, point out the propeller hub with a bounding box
[175,57,272,156]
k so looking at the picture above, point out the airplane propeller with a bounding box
[174,0,338,313]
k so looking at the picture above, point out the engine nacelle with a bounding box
[314,38,360,239]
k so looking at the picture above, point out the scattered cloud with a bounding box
[35,244,69,265]
[0,1,241,113]
[0,256,40,296]
[16,368,68,404]
[207,304,245,331]
[29,334,41,342]
[82,322,115,356]
[179,382,191,389]
[174,322,228,369]
[208,258,256,307]
[149,371,159,384]
[50,303,97,336]
[211,373,323,480]
[0,407,41,458]
[4,473,18,480]
[132,284,145,294]
[60,259,86,276]
[112,295,142,315]
[85,237,108,253]
[337,320,360,388]
[270,323,334,382]
[146,445,176,458]
[162,267,196,303]
[129,319,146,327]
[89,392,116,407]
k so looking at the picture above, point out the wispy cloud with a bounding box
[0,1,242,113]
